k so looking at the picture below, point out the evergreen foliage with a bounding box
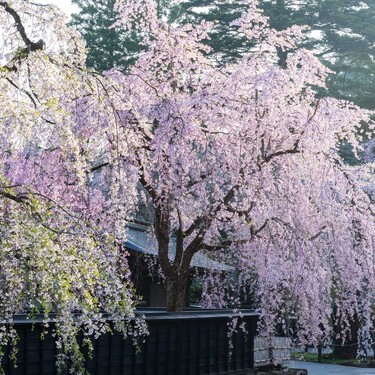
[262,0,375,110]
[70,0,142,71]
[177,0,250,64]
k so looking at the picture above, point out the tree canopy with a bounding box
[112,0,375,346]
[1,0,375,370]
[69,0,143,71]
[0,1,145,371]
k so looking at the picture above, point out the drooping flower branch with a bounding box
[0,2,145,372]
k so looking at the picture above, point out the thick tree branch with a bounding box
[90,162,109,173]
[202,217,269,252]
[0,2,45,73]
[154,205,175,277]
[225,201,256,216]
[173,208,184,269]
[264,141,300,163]
[183,176,246,262]
[183,186,236,239]
[307,98,321,123]
[184,167,245,241]
[309,226,327,241]
[134,152,174,276]
[0,190,30,203]
[135,151,158,202]
[0,2,45,52]
[259,99,320,166]
[251,218,269,237]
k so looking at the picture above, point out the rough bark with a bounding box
[166,269,190,312]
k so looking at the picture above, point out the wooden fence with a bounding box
[254,336,291,367]
[1,309,259,375]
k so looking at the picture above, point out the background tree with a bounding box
[70,0,141,71]
[261,0,375,110]
[72,0,375,113]
[70,0,179,72]
[175,0,250,64]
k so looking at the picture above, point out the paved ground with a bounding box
[287,360,375,375]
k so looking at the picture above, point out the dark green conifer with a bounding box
[70,0,142,72]
[177,0,250,64]
[262,0,375,109]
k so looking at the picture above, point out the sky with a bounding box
[35,0,79,16]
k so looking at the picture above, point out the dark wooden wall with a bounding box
[1,310,258,375]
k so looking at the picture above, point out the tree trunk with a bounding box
[166,269,190,312]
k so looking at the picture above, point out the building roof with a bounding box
[125,224,233,271]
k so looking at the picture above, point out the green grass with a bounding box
[291,351,375,367]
